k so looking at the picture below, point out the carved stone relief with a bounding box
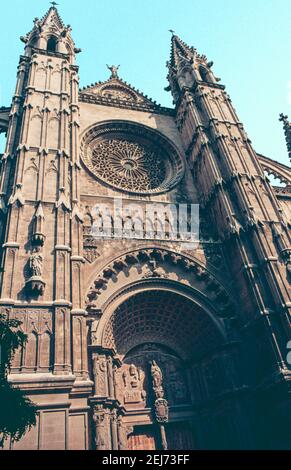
[115,363,146,406]
[92,353,108,397]
[86,249,233,322]
[114,343,189,409]
[93,404,107,450]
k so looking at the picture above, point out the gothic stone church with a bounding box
[0,6,291,450]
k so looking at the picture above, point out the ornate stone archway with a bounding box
[85,246,234,319]
[85,247,242,450]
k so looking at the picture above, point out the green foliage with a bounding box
[0,380,37,448]
[0,314,27,378]
[0,313,37,448]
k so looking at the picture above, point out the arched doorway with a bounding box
[89,286,240,450]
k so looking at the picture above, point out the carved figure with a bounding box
[151,360,163,389]
[29,248,43,277]
[107,64,120,79]
[129,364,139,388]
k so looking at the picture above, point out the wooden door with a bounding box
[127,427,157,450]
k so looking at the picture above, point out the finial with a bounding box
[106,64,120,79]
[279,113,289,127]
[279,113,291,162]
[50,1,59,7]
[169,29,175,36]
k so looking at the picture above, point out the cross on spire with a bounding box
[50,1,59,7]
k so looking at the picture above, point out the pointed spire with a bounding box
[35,201,45,220]
[38,4,65,30]
[166,33,221,104]
[169,33,196,69]
[8,184,25,207]
[279,113,291,162]
[22,5,76,58]
[166,33,198,103]
[32,202,46,247]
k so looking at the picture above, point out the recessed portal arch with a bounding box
[86,248,241,450]
[101,288,224,361]
[88,283,240,450]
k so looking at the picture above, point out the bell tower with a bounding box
[166,33,291,447]
[0,4,88,397]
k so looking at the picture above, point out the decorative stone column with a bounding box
[107,356,115,399]
[110,409,119,450]
[89,346,124,450]
[92,404,106,450]
[150,360,169,451]
[117,416,130,451]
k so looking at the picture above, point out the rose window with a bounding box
[90,139,166,192]
[80,122,185,194]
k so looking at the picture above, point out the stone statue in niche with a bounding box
[29,247,43,277]
[129,364,139,388]
[93,354,107,396]
[26,246,46,295]
[149,360,169,439]
[124,344,190,403]
[151,360,163,387]
[151,360,164,398]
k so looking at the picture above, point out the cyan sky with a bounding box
[0,0,290,168]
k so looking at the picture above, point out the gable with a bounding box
[81,78,144,103]
[79,77,174,116]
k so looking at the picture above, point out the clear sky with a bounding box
[0,0,290,168]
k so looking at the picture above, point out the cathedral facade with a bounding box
[0,6,291,450]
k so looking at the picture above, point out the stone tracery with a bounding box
[80,121,185,194]
[90,138,166,192]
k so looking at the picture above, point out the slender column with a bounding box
[93,405,106,451]
[54,307,71,374]
[107,356,115,399]
[110,409,119,450]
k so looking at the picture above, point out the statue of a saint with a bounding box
[151,360,163,389]
[29,249,43,277]
[129,364,139,388]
